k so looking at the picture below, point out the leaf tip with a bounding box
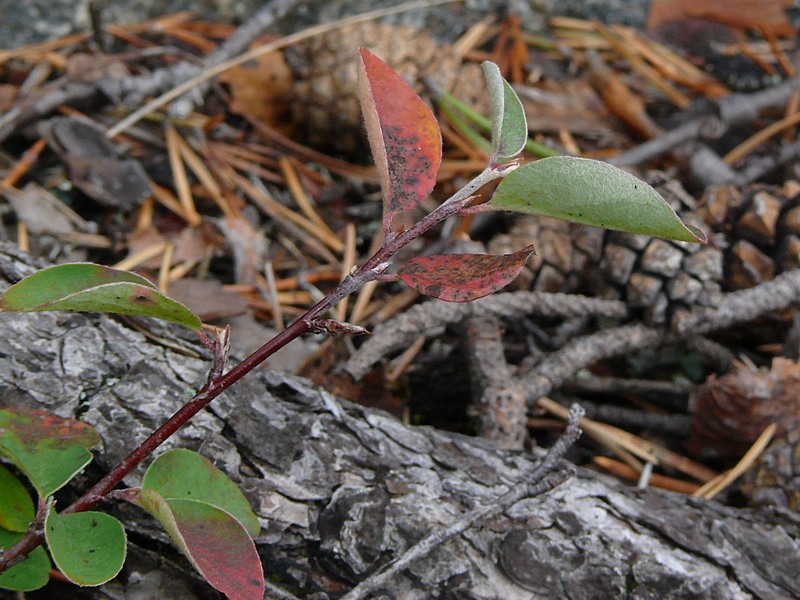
[686,224,708,244]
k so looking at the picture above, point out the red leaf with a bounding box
[357,48,442,233]
[136,492,264,600]
[397,245,535,302]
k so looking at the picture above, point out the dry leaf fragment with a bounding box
[688,357,800,458]
[166,278,248,321]
[216,215,268,286]
[3,182,91,235]
[218,45,294,134]
[44,117,151,209]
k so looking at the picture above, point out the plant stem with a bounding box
[0,165,509,574]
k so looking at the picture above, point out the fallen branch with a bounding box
[344,291,628,379]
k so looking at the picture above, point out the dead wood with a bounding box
[344,291,629,380]
[462,314,528,449]
[609,76,800,187]
[1,244,799,599]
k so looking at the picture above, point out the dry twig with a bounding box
[340,404,584,600]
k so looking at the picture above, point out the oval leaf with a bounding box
[482,61,527,160]
[0,464,35,532]
[45,508,126,586]
[490,157,706,243]
[0,408,100,497]
[358,48,442,233]
[136,491,264,600]
[0,528,51,592]
[1,262,155,307]
[0,263,202,330]
[397,245,535,302]
[142,449,260,538]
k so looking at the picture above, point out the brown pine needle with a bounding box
[538,397,654,470]
[783,91,800,142]
[537,397,717,483]
[693,422,778,501]
[0,33,89,64]
[211,142,281,170]
[723,111,800,165]
[114,242,169,271]
[598,22,691,110]
[164,125,201,226]
[16,222,29,253]
[337,223,357,321]
[150,181,193,222]
[2,138,46,187]
[350,281,379,326]
[231,170,341,256]
[136,197,155,232]
[760,25,794,78]
[160,24,218,53]
[628,29,729,97]
[591,421,717,482]
[168,259,198,281]
[158,243,175,293]
[273,270,342,291]
[593,457,700,494]
[261,261,284,330]
[371,288,420,323]
[174,134,238,219]
[386,335,426,382]
[280,156,341,247]
[549,16,598,32]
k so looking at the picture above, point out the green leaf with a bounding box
[490,157,706,243]
[0,463,35,532]
[357,48,442,233]
[45,508,126,586]
[0,408,100,497]
[0,528,51,592]
[142,449,260,538]
[136,491,264,600]
[434,90,560,158]
[397,246,536,303]
[0,263,202,330]
[482,61,527,160]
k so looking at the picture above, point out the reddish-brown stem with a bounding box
[0,165,512,574]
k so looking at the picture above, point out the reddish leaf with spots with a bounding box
[135,491,264,600]
[357,48,442,233]
[0,408,101,497]
[397,245,536,302]
[142,449,260,538]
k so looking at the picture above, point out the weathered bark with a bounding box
[0,244,798,600]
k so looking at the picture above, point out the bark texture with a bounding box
[0,244,798,599]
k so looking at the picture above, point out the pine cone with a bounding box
[686,354,800,512]
[687,357,800,459]
[697,180,800,290]
[487,175,725,326]
[488,178,800,328]
[284,22,487,155]
[742,427,800,510]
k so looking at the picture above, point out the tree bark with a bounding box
[0,244,798,600]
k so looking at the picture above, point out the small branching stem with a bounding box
[0,166,507,574]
